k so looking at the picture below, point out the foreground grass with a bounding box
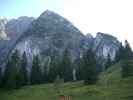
[0,63,133,100]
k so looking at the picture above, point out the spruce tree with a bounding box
[48,56,59,82]
[105,54,112,69]
[42,64,48,83]
[30,55,42,85]
[19,52,28,86]
[13,50,22,89]
[59,49,73,82]
[121,40,133,78]
[2,60,11,88]
[76,58,83,80]
[124,40,133,59]
[3,60,17,89]
[80,49,98,84]
[0,67,2,87]
[3,50,21,89]
[115,43,123,62]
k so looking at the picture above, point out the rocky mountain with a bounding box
[0,10,120,68]
[0,17,8,39]
[0,16,34,66]
[14,10,86,64]
[92,32,120,65]
[5,16,34,39]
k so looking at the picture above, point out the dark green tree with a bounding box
[105,54,112,69]
[3,61,17,89]
[124,40,133,59]
[121,60,130,78]
[59,49,73,82]
[80,49,98,84]
[0,67,2,87]
[115,43,123,62]
[42,62,49,83]
[2,60,11,88]
[3,50,21,89]
[48,55,61,82]
[76,58,83,80]
[19,52,28,86]
[48,56,59,82]
[121,40,133,78]
[30,55,42,85]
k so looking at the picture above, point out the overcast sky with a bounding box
[1,0,133,47]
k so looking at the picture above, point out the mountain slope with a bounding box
[0,17,34,66]
[98,61,133,100]
[14,11,120,65]
[93,32,120,65]
[0,17,8,39]
[0,10,120,67]
[14,10,86,63]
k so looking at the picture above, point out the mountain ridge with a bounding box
[0,10,120,68]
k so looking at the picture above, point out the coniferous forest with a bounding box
[0,40,133,90]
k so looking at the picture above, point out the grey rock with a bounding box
[14,10,86,63]
[92,32,120,65]
[0,16,34,66]
[0,11,121,69]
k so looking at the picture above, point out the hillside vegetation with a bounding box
[0,62,133,100]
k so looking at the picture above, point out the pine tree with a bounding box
[12,50,22,89]
[19,52,28,86]
[2,60,11,88]
[30,55,42,85]
[80,49,98,84]
[48,55,61,82]
[115,43,123,62]
[121,40,133,78]
[59,49,73,82]
[48,56,59,82]
[121,60,129,78]
[105,54,112,69]
[124,40,133,59]
[0,67,2,87]
[3,50,21,89]
[15,70,24,89]
[3,60,17,89]
[76,58,83,80]
[42,64,48,83]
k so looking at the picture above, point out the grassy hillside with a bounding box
[0,62,133,100]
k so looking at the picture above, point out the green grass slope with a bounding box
[0,62,133,100]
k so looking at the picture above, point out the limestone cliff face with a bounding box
[92,32,120,64]
[14,10,86,63]
[0,16,34,66]
[0,11,120,67]
[0,17,8,39]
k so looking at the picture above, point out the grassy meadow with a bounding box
[0,63,133,100]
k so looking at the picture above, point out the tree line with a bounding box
[0,40,133,90]
[0,48,99,89]
[116,40,133,78]
[105,40,133,78]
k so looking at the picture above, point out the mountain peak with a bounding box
[45,9,54,13]
[96,32,117,40]
[39,10,59,18]
[86,33,93,39]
